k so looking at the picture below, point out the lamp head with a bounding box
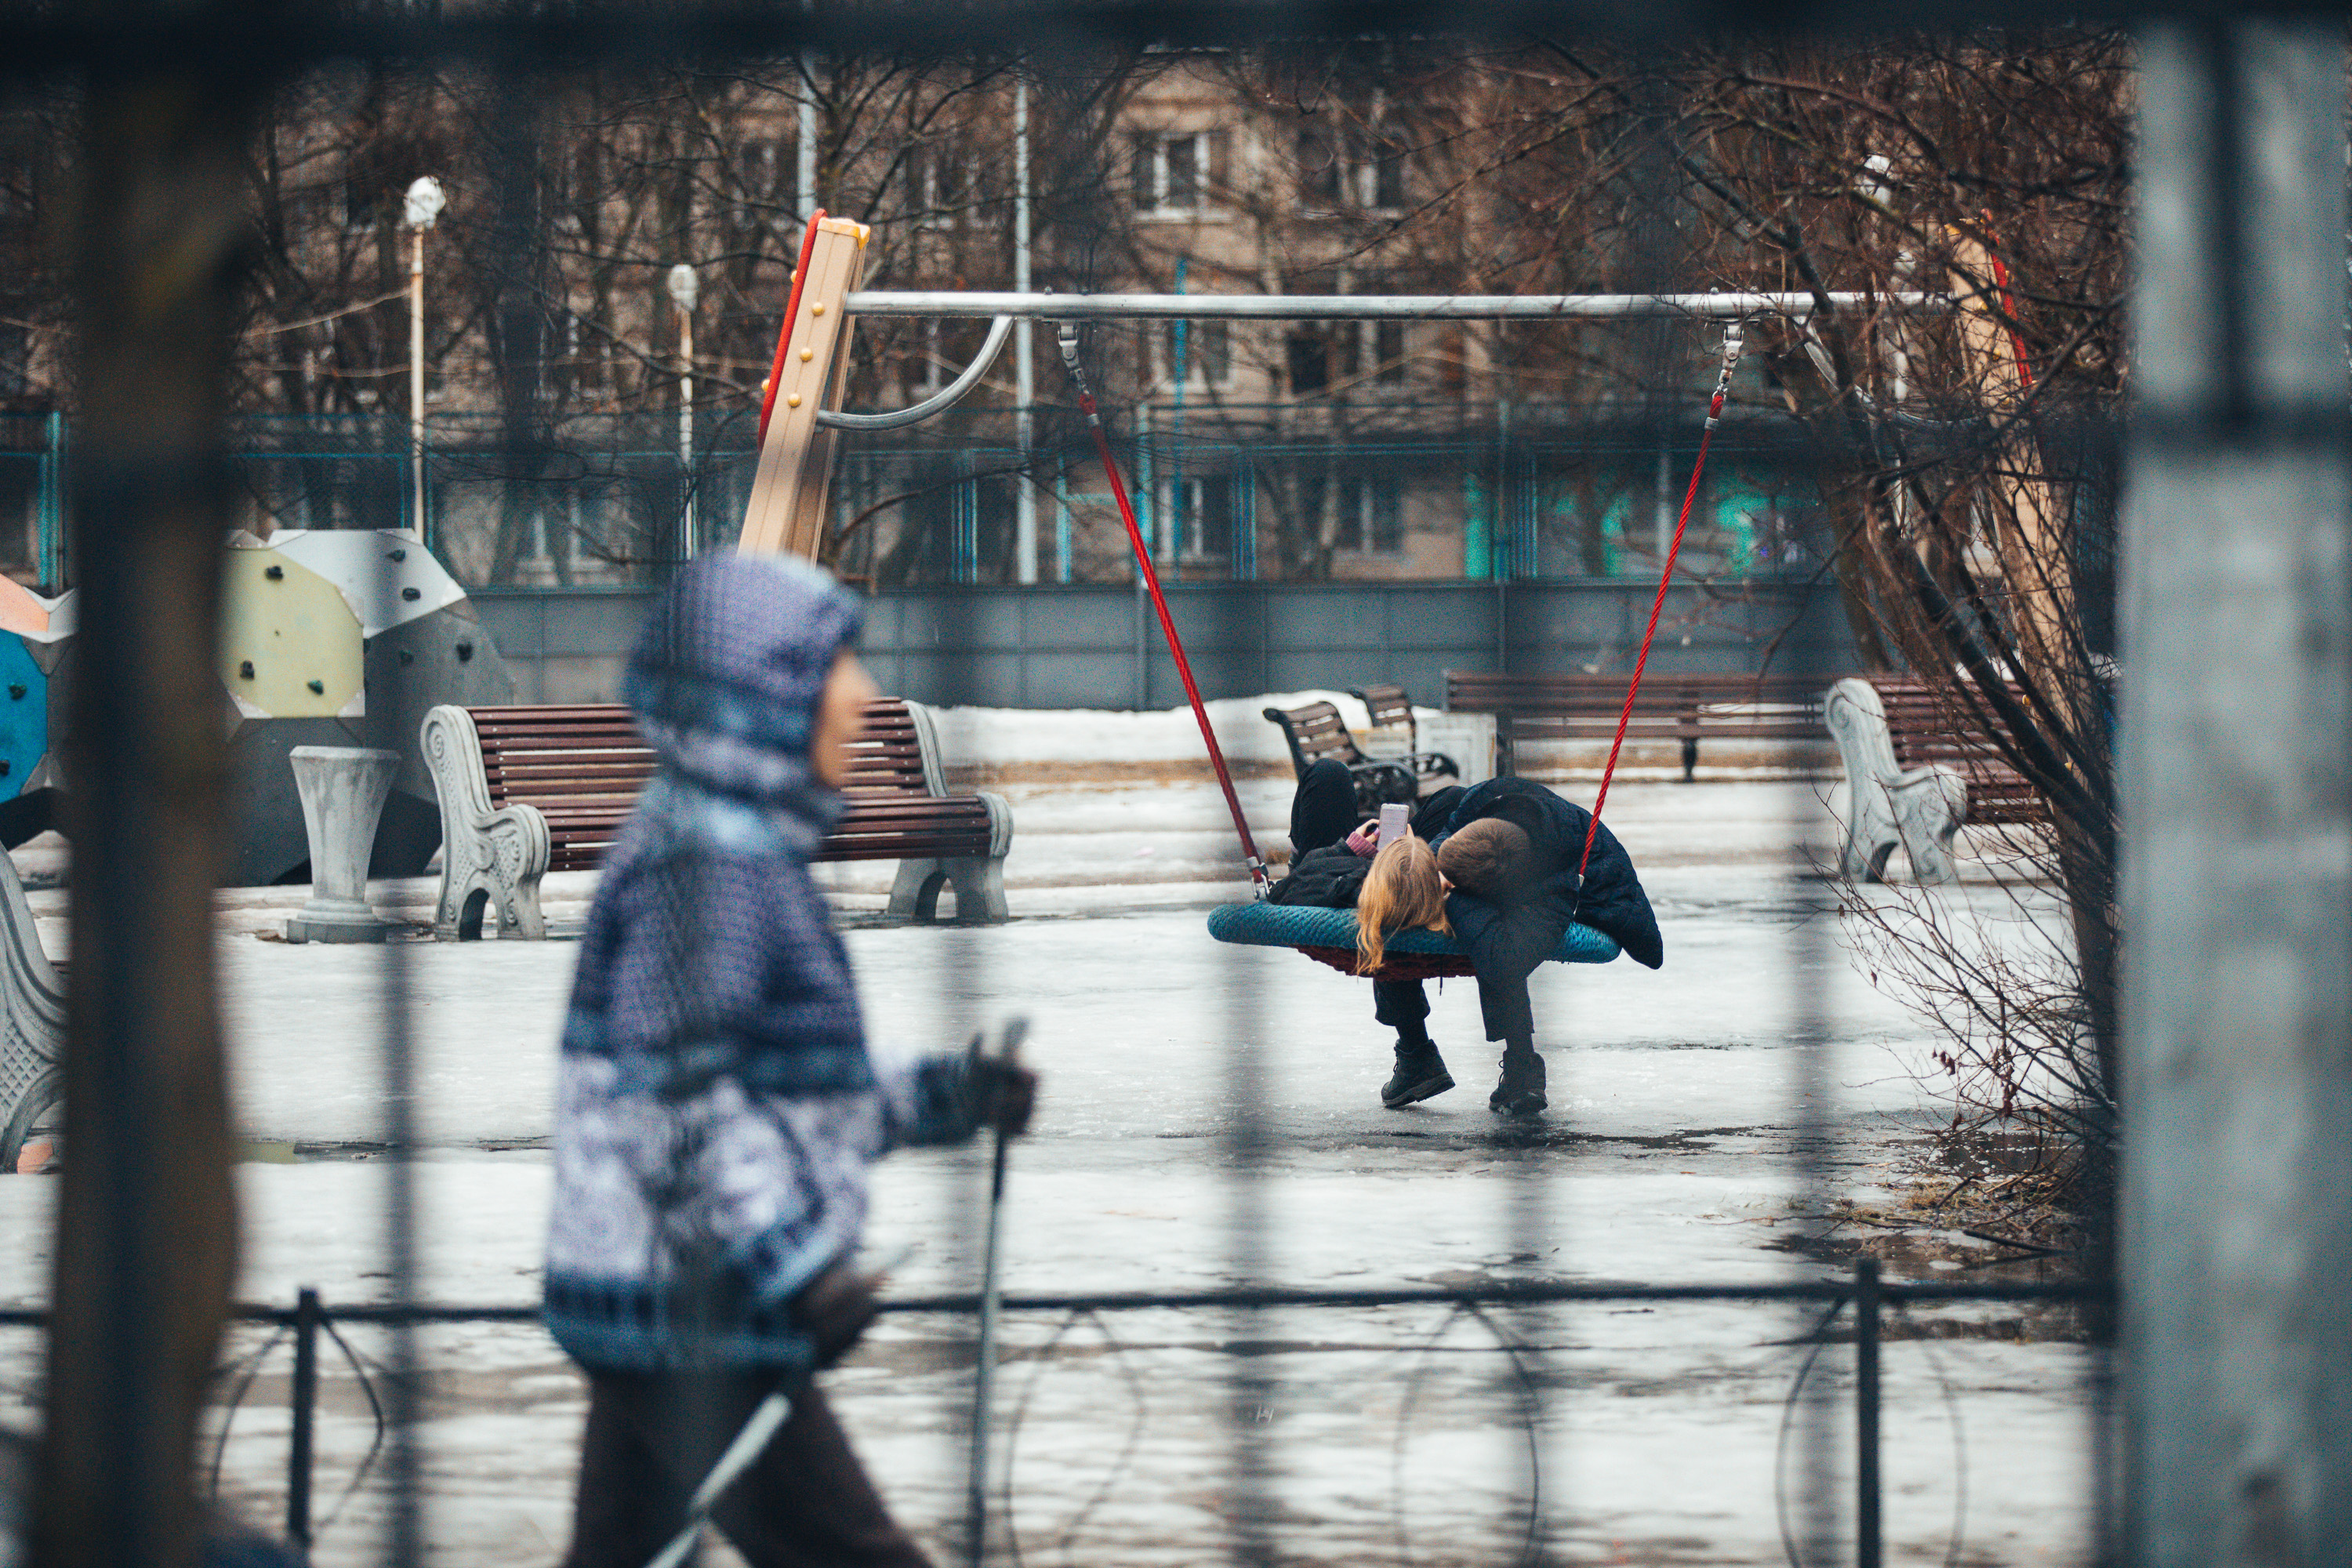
[404,176,446,231]
[666,263,699,311]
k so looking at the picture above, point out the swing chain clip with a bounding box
[1247,855,1271,898]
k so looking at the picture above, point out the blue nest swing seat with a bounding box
[1207,902,1620,982]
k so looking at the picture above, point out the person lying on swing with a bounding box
[1272,757,1663,1116]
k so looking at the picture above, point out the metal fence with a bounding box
[0,408,1871,593]
[0,5,2341,1568]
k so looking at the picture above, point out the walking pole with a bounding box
[641,1386,797,1568]
[967,1017,1028,1568]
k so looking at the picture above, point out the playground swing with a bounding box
[731,212,1763,980]
[1185,325,1751,982]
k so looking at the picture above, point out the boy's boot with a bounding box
[1381,1031,1455,1109]
[1489,1037,1548,1116]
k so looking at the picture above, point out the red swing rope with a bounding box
[756,212,828,446]
[1577,324,1747,878]
[1056,318,1744,900]
[1058,324,1270,893]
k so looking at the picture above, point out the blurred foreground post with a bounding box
[34,23,263,1568]
[2125,21,2352,1566]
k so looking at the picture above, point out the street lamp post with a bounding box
[666,263,699,560]
[403,176,445,543]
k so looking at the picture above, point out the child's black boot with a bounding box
[1489,1038,1548,1117]
[1381,1037,1455,1109]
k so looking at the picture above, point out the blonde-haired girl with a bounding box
[1349,835,1452,974]
[1269,760,1465,1107]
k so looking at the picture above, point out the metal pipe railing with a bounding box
[100,1261,2084,1560]
[842,290,1946,320]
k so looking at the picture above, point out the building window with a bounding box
[555,309,606,401]
[557,143,602,239]
[1338,474,1403,554]
[1286,332,1330,395]
[1131,131,1222,216]
[1160,319,1230,388]
[339,171,381,232]
[733,139,789,228]
[1374,319,1407,384]
[0,320,26,401]
[0,159,31,237]
[1359,125,1407,211]
[1171,474,1234,561]
[1296,123,1408,214]
[1294,128,1341,209]
[910,140,977,229]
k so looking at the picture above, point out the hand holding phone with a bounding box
[1377,802,1410,844]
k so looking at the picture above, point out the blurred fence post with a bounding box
[286,1290,321,1552]
[2125,21,2352,1566]
[33,23,261,1568]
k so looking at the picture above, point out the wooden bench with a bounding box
[1348,684,1462,790]
[419,696,1014,938]
[1824,677,2047,884]
[0,848,60,1174]
[1443,670,1827,780]
[1261,696,1456,816]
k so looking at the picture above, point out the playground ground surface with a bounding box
[0,699,2092,1566]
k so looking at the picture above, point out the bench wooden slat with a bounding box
[466,695,993,869]
[1444,670,1828,780]
[1859,677,2050,829]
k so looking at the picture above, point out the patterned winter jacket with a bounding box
[543,553,984,1374]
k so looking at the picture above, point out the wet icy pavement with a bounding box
[0,779,2095,1566]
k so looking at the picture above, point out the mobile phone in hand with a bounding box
[1378,801,1410,844]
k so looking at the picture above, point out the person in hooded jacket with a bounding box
[1271,759,1662,1116]
[543,553,1036,1568]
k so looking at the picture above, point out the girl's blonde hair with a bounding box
[1354,835,1452,974]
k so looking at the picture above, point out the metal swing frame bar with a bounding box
[842,289,1944,320]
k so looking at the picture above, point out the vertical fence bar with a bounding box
[39,409,60,592]
[1853,1258,1881,1568]
[1054,462,1072,583]
[39,44,260,1568]
[286,1287,321,1553]
[2125,21,2352,1563]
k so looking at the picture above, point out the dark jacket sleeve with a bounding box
[1268,844,1372,908]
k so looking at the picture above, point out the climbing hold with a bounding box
[397,650,415,666]
[786,394,801,408]
[389,548,408,562]
[238,661,254,680]
[6,684,23,701]
[307,679,324,695]
[811,302,825,317]
[456,641,474,662]
[800,348,813,362]
[401,586,421,601]
[264,564,284,580]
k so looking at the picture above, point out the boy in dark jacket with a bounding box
[545,554,1034,1568]
[1429,775,1663,1114]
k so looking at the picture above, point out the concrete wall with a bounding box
[470,579,1860,710]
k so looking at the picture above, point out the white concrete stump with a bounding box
[285,746,400,944]
[1416,713,1494,786]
